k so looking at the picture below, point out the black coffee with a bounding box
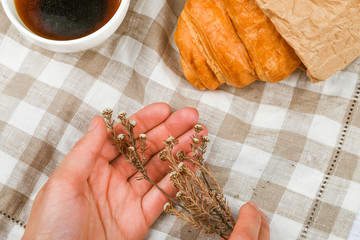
[15,0,121,40]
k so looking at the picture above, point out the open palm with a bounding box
[23,103,203,240]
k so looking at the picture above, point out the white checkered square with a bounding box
[57,124,85,155]
[0,36,28,71]
[113,36,142,67]
[226,196,246,217]
[348,210,360,240]
[0,151,18,185]
[287,163,324,199]
[270,214,303,240]
[84,80,122,112]
[327,234,344,240]
[145,229,169,239]
[308,115,342,147]
[134,0,166,19]
[8,101,45,135]
[200,91,233,113]
[342,181,360,213]
[7,224,25,240]
[150,59,181,90]
[252,104,287,129]
[280,69,302,87]
[233,144,271,178]
[38,60,73,88]
[322,71,358,99]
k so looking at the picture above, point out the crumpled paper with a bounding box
[255,0,360,82]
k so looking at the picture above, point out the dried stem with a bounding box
[102,109,235,239]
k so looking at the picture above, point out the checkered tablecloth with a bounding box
[1,0,360,239]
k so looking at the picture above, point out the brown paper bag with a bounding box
[254,0,360,82]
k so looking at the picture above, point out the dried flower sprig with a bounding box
[161,126,235,239]
[102,108,235,239]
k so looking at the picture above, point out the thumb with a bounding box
[229,202,262,240]
[54,116,108,180]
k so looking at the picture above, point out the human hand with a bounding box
[22,103,203,240]
[229,202,270,240]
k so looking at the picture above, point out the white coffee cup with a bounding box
[1,0,130,52]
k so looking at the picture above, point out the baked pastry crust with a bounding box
[174,0,301,89]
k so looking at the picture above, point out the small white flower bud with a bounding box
[139,134,147,139]
[166,136,175,144]
[202,136,210,142]
[176,191,183,199]
[117,134,125,141]
[163,202,172,213]
[117,111,127,119]
[159,150,167,161]
[102,108,113,115]
[169,171,178,180]
[194,124,203,132]
[127,146,135,152]
[176,150,185,160]
[129,120,136,127]
[178,162,186,172]
[192,138,199,144]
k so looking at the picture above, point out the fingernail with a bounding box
[247,201,258,209]
[88,117,99,132]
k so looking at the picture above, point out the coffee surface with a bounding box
[15,0,120,40]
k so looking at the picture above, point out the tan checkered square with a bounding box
[289,88,321,114]
[19,137,56,172]
[47,90,82,123]
[0,186,27,217]
[234,81,266,103]
[251,179,287,213]
[0,8,11,34]
[334,152,358,181]
[123,71,149,104]
[245,127,280,153]
[169,90,200,110]
[312,202,341,233]
[273,130,307,162]
[3,74,35,99]
[217,114,252,143]
[75,50,110,78]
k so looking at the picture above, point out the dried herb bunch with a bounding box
[102,108,235,239]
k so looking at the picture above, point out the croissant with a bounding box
[174,0,301,90]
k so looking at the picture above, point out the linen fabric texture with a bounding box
[0,0,360,239]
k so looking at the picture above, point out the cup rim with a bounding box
[1,0,129,45]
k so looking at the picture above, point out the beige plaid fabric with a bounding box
[1,0,360,239]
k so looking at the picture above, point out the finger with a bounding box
[111,107,199,179]
[230,202,262,240]
[258,210,270,240]
[53,116,108,181]
[128,124,208,196]
[98,102,172,161]
[141,173,177,226]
